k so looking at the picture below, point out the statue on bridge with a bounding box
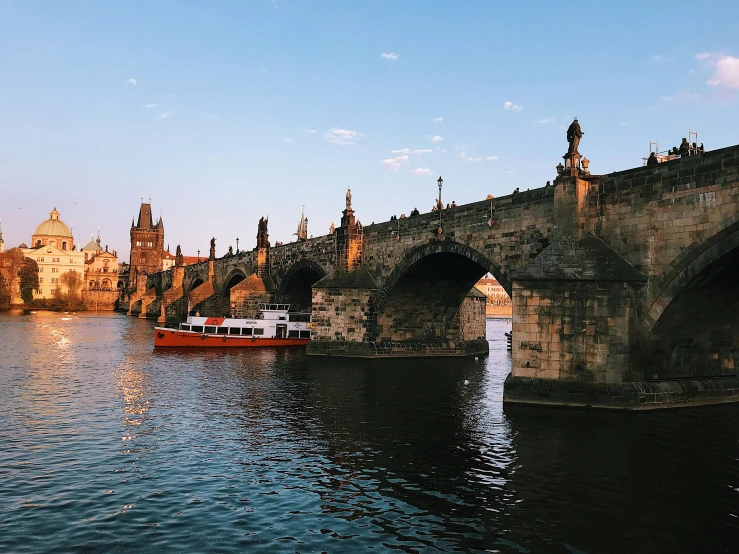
[566,118,583,155]
[209,237,216,261]
[346,187,352,211]
[175,244,184,266]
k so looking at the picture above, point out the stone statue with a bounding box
[176,244,182,258]
[329,222,335,234]
[228,245,233,256]
[346,187,352,211]
[566,118,583,155]
[209,237,216,260]
[175,244,184,266]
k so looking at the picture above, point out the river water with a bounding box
[1,312,738,553]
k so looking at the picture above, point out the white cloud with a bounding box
[428,135,443,142]
[707,55,739,89]
[651,54,674,63]
[410,168,432,175]
[433,117,444,123]
[325,128,361,145]
[126,78,137,85]
[391,148,432,155]
[535,117,554,124]
[459,152,497,163]
[144,104,158,108]
[380,156,409,171]
[381,52,399,60]
[503,101,523,111]
[283,137,294,143]
[504,169,515,174]
[157,112,172,119]
[304,129,317,134]
[695,52,713,60]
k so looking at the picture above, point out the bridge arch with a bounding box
[217,268,248,315]
[277,258,327,311]
[372,241,507,342]
[186,274,206,293]
[640,216,739,379]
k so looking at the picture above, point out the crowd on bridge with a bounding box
[647,137,705,166]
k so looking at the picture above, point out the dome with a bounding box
[34,208,72,238]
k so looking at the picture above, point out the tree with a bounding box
[18,257,39,304]
[0,277,10,310]
[59,270,83,310]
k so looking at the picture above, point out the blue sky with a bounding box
[1,0,738,260]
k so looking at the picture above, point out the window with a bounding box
[299,331,311,339]
[35,289,42,295]
[288,330,300,338]
[253,328,264,335]
[204,326,217,334]
[216,327,228,335]
[37,257,44,262]
[191,325,203,333]
[38,267,43,272]
[51,278,59,284]
[228,328,241,335]
[288,314,311,322]
[39,278,43,284]
[242,328,253,336]
[180,324,191,331]
[62,242,67,250]
[36,241,41,247]
[51,267,57,273]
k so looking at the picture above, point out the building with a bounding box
[21,209,85,299]
[81,235,122,291]
[474,276,511,305]
[474,276,511,317]
[129,200,165,282]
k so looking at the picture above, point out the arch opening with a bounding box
[189,277,205,293]
[642,246,739,379]
[218,272,246,316]
[375,251,495,343]
[277,265,325,312]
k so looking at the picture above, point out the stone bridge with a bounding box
[129,142,739,409]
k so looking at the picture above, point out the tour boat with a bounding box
[153,303,312,348]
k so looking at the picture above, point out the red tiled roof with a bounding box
[476,278,501,286]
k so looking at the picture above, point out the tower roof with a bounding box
[135,202,160,229]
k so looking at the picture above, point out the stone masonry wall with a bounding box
[511,280,639,383]
[311,287,373,343]
[82,290,120,311]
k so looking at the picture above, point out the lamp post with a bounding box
[197,249,200,263]
[437,175,443,233]
[236,237,239,254]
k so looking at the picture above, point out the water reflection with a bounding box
[1,315,738,553]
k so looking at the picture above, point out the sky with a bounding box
[1,0,738,261]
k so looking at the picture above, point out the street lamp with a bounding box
[197,249,200,263]
[437,176,443,233]
[236,237,239,253]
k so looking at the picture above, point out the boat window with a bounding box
[217,327,228,335]
[228,327,241,335]
[279,316,285,320]
[191,325,203,333]
[242,328,253,336]
[288,330,300,338]
[254,328,265,335]
[269,304,277,310]
[299,330,311,339]
[180,324,191,331]
[288,314,311,322]
[204,326,217,334]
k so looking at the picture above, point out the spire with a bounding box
[96,226,101,247]
[296,206,308,241]
[136,200,154,229]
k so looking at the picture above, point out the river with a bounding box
[1,312,738,553]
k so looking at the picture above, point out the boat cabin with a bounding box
[178,303,312,339]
